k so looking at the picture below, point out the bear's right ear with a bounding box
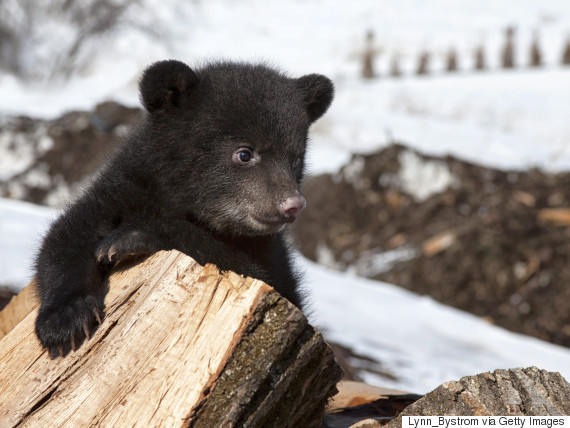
[139,60,199,114]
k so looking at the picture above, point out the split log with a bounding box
[421,230,456,257]
[325,381,421,427]
[0,250,342,428]
[323,368,570,427]
[384,367,570,428]
[0,280,38,339]
[538,208,570,226]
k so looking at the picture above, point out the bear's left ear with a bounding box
[296,74,334,123]
[139,60,199,114]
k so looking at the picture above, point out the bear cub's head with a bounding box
[138,59,333,237]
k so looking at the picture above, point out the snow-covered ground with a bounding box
[306,258,570,393]
[317,68,570,174]
[0,199,55,290]
[1,0,570,394]
[2,0,570,174]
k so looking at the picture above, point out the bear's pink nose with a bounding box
[279,195,306,219]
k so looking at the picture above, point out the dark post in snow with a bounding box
[562,36,570,65]
[529,31,542,67]
[474,44,486,71]
[390,52,402,78]
[362,30,378,79]
[416,50,430,75]
[445,47,458,72]
[501,26,516,69]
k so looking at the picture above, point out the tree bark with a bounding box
[0,250,342,428]
[385,367,570,427]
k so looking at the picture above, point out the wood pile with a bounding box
[0,250,342,428]
[1,250,568,427]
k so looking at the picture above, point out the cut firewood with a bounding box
[421,230,456,257]
[513,190,536,207]
[385,367,570,427]
[538,208,570,226]
[324,381,421,428]
[328,381,411,410]
[0,250,342,428]
[328,367,570,428]
[0,280,38,340]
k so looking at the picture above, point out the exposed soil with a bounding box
[293,144,570,348]
[0,101,141,206]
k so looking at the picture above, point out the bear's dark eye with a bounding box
[233,148,257,166]
[239,150,251,163]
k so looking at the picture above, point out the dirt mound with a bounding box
[0,101,141,207]
[293,144,570,347]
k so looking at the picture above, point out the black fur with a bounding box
[34,59,334,357]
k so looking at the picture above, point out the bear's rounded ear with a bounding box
[139,60,199,114]
[296,74,334,123]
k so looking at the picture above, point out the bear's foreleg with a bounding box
[95,227,165,267]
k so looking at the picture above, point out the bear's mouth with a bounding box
[251,214,290,225]
[249,214,294,231]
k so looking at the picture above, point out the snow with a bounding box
[2,1,570,174]
[389,149,457,203]
[304,259,570,393]
[1,0,570,394]
[0,198,55,291]
[321,69,570,175]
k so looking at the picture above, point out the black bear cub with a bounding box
[34,59,334,357]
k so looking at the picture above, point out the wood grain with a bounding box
[0,250,342,428]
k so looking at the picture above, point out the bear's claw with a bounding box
[35,294,104,358]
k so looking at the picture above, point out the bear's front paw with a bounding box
[96,229,160,267]
[35,294,104,358]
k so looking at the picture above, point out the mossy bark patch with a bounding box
[188,292,342,428]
